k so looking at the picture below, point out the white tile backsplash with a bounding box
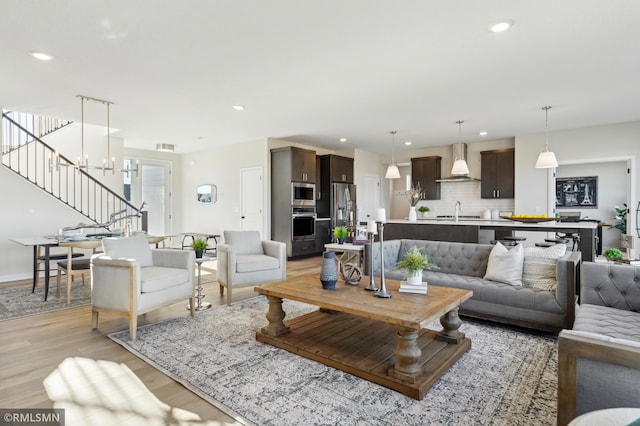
[414,181,514,218]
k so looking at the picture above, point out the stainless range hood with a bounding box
[436,143,481,183]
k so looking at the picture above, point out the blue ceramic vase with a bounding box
[320,251,338,290]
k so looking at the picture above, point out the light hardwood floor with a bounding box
[0,256,321,422]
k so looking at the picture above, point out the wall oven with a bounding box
[292,182,315,207]
[292,207,316,241]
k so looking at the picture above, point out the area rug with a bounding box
[109,297,558,426]
[0,281,91,321]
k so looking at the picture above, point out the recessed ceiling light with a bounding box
[339,138,347,143]
[404,141,412,146]
[232,105,245,111]
[31,51,54,61]
[479,131,488,136]
[490,20,513,33]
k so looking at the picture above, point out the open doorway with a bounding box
[556,157,636,257]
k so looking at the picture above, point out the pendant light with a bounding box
[451,120,470,175]
[535,106,558,168]
[385,130,400,179]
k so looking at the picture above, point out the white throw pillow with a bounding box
[484,242,524,286]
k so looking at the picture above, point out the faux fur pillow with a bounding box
[484,242,524,286]
[523,244,566,259]
[522,257,558,291]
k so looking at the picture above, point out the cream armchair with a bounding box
[217,230,286,305]
[91,235,195,339]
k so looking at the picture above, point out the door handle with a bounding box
[241,216,246,219]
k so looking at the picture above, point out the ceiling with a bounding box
[1,1,640,154]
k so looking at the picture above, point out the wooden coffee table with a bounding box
[254,273,473,400]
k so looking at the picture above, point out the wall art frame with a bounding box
[555,176,597,208]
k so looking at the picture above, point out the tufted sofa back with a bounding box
[398,240,492,277]
[581,261,640,312]
[366,239,493,278]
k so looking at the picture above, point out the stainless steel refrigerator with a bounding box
[331,183,357,231]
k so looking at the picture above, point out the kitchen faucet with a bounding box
[455,201,461,223]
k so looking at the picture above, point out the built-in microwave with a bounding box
[291,182,315,207]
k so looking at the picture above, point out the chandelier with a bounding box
[49,95,138,176]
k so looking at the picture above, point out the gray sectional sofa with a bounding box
[364,239,581,332]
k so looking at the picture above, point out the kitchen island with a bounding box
[383,219,598,261]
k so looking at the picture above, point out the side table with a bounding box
[188,256,212,311]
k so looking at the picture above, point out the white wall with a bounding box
[0,165,94,281]
[179,139,269,243]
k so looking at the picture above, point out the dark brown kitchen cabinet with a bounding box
[319,154,353,183]
[279,146,315,183]
[481,149,514,199]
[410,156,441,200]
[314,219,332,253]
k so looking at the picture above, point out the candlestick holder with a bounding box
[374,221,391,298]
[363,231,378,291]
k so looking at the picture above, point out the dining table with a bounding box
[10,234,166,303]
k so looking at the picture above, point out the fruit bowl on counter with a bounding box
[503,214,556,223]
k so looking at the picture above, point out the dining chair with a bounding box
[55,258,91,301]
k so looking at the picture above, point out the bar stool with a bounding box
[535,242,556,247]
[490,240,518,247]
[504,236,526,243]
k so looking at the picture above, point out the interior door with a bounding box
[241,166,264,236]
[363,175,380,222]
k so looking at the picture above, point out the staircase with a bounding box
[2,110,145,232]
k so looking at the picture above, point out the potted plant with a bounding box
[417,205,430,219]
[191,238,208,258]
[333,226,348,244]
[393,246,437,285]
[609,204,628,233]
[603,248,624,261]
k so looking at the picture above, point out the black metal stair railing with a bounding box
[2,111,143,232]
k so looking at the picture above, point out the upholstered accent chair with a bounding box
[217,231,286,305]
[91,235,195,339]
[557,261,640,425]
